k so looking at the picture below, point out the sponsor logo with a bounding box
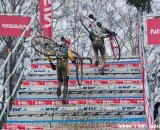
[150,29,160,34]
[43,0,52,28]
[35,101,45,105]
[6,125,18,129]
[45,107,59,111]
[13,108,22,111]
[1,24,28,29]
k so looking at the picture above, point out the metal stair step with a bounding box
[31,63,141,69]
[16,95,143,100]
[20,84,143,91]
[10,108,144,116]
[17,93,143,99]
[30,67,141,75]
[18,90,143,94]
[11,105,144,112]
[32,58,141,64]
[6,115,146,122]
[25,74,142,80]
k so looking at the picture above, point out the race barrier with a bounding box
[13,99,144,105]
[22,80,143,86]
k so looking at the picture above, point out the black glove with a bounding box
[88,14,96,20]
[72,59,76,64]
[50,62,56,70]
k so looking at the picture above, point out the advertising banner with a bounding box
[147,18,160,44]
[40,0,52,38]
[0,15,31,37]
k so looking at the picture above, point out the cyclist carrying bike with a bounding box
[46,36,76,104]
[88,14,115,74]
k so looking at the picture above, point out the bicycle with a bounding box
[80,15,121,60]
[31,36,83,86]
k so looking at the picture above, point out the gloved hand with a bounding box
[72,59,76,64]
[88,14,96,21]
[50,62,56,70]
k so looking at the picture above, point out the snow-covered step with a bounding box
[6,115,146,122]
[16,93,143,100]
[29,67,141,75]
[31,63,141,69]
[10,108,144,116]
[25,74,142,80]
[11,105,144,112]
[20,84,143,91]
[18,90,143,94]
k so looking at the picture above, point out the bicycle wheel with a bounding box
[110,36,121,60]
[76,57,83,86]
[31,36,59,56]
[80,15,100,37]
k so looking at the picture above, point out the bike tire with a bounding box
[110,36,121,60]
[31,36,59,56]
[80,16,98,37]
[76,58,83,86]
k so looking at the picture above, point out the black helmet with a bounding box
[97,22,102,28]
[61,36,66,41]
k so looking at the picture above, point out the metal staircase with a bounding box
[4,57,148,129]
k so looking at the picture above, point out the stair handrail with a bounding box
[0,29,37,122]
[0,14,38,124]
[138,10,154,129]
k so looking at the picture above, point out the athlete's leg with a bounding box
[92,42,99,66]
[56,61,63,97]
[62,60,69,104]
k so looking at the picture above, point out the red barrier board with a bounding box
[4,124,44,130]
[111,122,147,128]
[31,63,140,69]
[14,99,144,106]
[22,80,142,86]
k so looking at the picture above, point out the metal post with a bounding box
[6,52,10,116]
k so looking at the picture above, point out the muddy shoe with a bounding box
[95,60,99,66]
[100,68,105,75]
[56,88,61,97]
[62,99,67,105]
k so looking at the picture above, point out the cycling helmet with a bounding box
[61,36,66,42]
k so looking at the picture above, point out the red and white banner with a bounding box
[22,80,142,86]
[0,15,31,37]
[14,99,144,106]
[40,0,53,38]
[31,63,140,69]
[147,18,160,44]
[4,124,44,130]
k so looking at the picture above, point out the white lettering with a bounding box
[44,0,52,6]
[44,12,52,28]
[150,29,160,34]
[2,24,28,29]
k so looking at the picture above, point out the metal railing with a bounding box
[0,13,39,125]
